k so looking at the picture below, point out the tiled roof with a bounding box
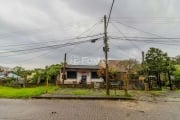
[108,60,128,72]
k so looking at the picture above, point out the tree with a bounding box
[46,64,62,84]
[97,68,117,81]
[145,47,174,90]
[12,66,25,77]
[175,55,180,64]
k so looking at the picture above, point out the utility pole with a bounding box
[46,75,49,93]
[168,70,172,90]
[62,53,67,84]
[104,15,110,95]
[45,66,49,93]
[142,51,144,69]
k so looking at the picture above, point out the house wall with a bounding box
[59,69,103,84]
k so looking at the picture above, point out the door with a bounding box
[81,75,87,84]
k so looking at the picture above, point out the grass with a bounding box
[53,88,136,97]
[0,86,58,98]
[149,90,167,96]
[176,89,180,93]
[52,87,178,97]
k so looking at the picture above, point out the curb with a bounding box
[32,96,136,100]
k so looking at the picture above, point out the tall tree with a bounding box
[145,48,173,89]
[46,64,62,84]
[175,55,180,64]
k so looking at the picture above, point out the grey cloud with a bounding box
[0,0,180,69]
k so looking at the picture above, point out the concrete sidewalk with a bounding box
[32,94,136,100]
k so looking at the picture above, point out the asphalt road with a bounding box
[0,99,179,120]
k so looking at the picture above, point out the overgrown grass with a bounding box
[53,88,134,97]
[149,90,167,96]
[0,86,58,98]
[176,89,180,93]
[52,88,179,97]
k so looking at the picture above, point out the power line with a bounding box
[107,0,115,28]
[76,20,103,38]
[110,37,180,44]
[111,17,180,24]
[110,22,143,52]
[0,19,102,39]
[17,47,62,64]
[109,40,139,59]
[111,37,180,46]
[14,40,104,65]
[0,33,103,50]
[111,36,180,40]
[0,20,104,65]
[0,37,103,55]
[111,20,162,37]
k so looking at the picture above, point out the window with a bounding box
[91,72,99,79]
[67,71,77,79]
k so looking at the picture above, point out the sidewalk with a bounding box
[32,88,180,102]
[32,94,136,100]
[136,91,180,102]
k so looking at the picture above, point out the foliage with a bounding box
[12,66,25,77]
[30,64,62,84]
[0,86,58,98]
[145,48,175,75]
[97,68,117,81]
[129,74,139,80]
[144,48,176,89]
[173,65,180,81]
[145,48,171,73]
[46,64,62,82]
[30,69,45,83]
[175,55,180,64]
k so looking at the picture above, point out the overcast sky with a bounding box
[0,0,180,69]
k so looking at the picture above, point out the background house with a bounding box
[98,60,128,80]
[98,59,144,89]
[0,72,24,86]
[60,65,103,84]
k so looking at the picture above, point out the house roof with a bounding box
[99,60,128,72]
[0,72,21,79]
[65,65,101,70]
[108,60,128,72]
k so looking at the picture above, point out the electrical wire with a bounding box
[111,20,162,37]
[109,40,139,59]
[0,37,103,55]
[111,37,180,46]
[107,0,115,28]
[0,33,103,48]
[110,22,143,52]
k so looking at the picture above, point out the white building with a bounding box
[60,65,103,84]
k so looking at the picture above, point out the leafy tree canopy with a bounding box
[145,47,174,74]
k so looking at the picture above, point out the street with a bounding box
[0,99,179,120]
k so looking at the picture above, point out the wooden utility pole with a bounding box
[124,62,130,96]
[124,72,129,96]
[104,15,110,95]
[62,53,67,84]
[45,66,49,93]
[168,70,172,90]
[142,51,144,69]
[46,76,49,93]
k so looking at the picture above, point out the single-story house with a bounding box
[0,72,24,84]
[60,65,103,84]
